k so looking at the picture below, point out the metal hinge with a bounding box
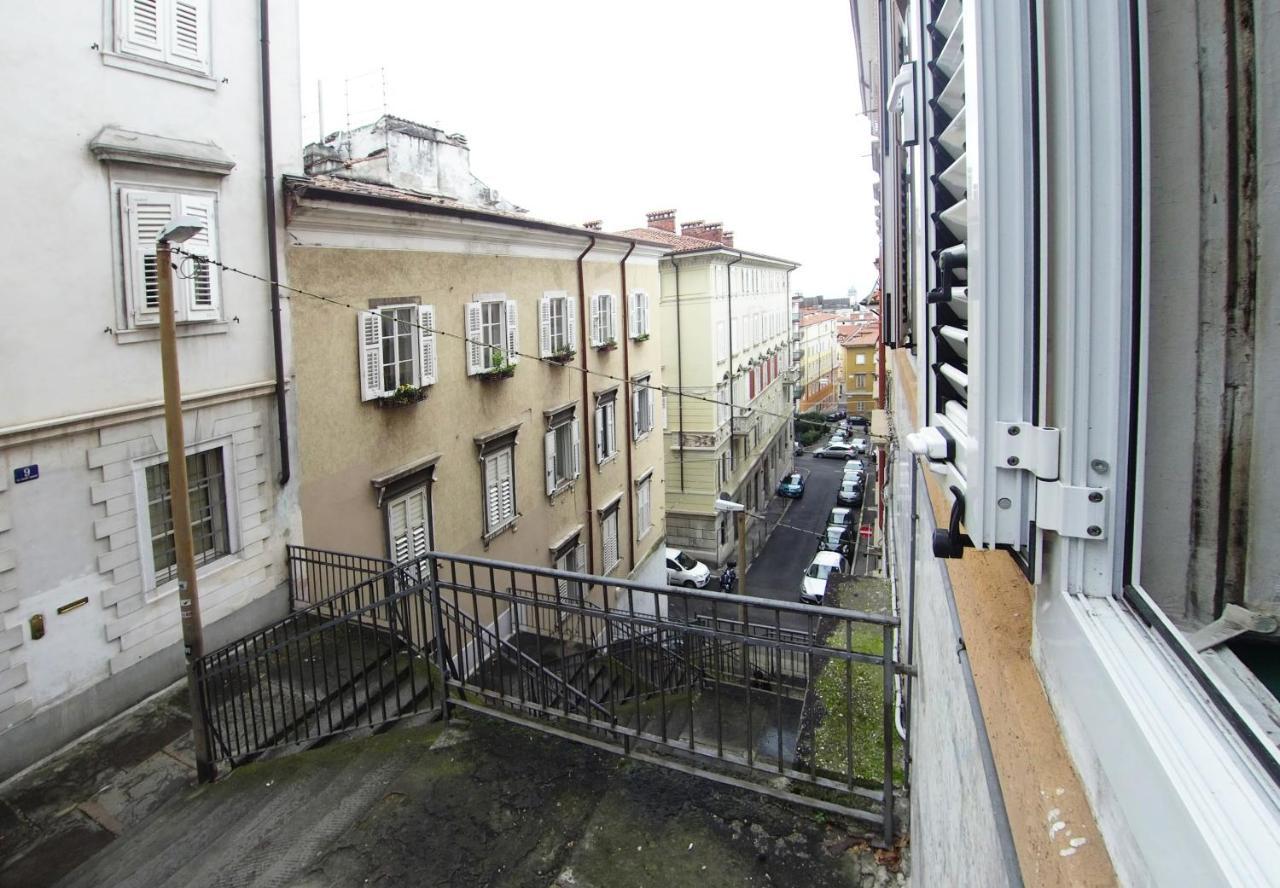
[1035,481,1109,540]
[994,422,1060,481]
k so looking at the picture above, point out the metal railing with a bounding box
[200,545,908,842]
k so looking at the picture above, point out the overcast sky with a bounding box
[299,0,878,301]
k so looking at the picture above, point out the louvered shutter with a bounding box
[389,495,412,564]
[123,190,174,325]
[544,430,558,496]
[505,300,520,364]
[565,294,578,351]
[418,305,438,386]
[465,303,485,375]
[602,512,617,571]
[639,292,649,336]
[595,404,605,463]
[631,386,641,440]
[628,292,639,339]
[388,488,430,565]
[358,311,384,400]
[121,0,164,59]
[168,0,210,72]
[178,193,218,321]
[484,453,501,534]
[538,296,553,358]
[589,294,603,346]
[909,0,1040,554]
[570,419,581,478]
[498,450,515,525]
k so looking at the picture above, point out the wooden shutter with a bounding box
[628,292,639,339]
[631,385,641,441]
[590,294,603,346]
[538,295,553,358]
[594,404,605,463]
[602,511,618,570]
[123,189,174,325]
[570,419,581,478]
[638,292,649,336]
[168,0,210,72]
[388,488,429,565]
[498,450,515,525]
[544,429,558,496]
[565,293,578,351]
[178,193,218,321]
[121,0,164,59]
[358,311,384,400]
[418,305,438,386]
[505,300,520,364]
[465,302,484,375]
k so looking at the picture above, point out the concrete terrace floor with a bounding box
[3,700,907,888]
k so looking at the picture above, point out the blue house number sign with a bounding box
[13,465,38,484]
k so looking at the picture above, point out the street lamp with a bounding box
[156,217,215,783]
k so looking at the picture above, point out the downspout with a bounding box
[618,243,637,569]
[673,256,685,490]
[259,0,289,485]
[576,236,597,572]
[725,251,744,471]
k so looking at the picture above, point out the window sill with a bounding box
[597,454,618,468]
[116,321,229,345]
[549,480,577,500]
[143,553,240,605]
[482,518,519,546]
[101,51,217,90]
[477,369,516,382]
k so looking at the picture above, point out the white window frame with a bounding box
[132,437,239,599]
[544,411,582,496]
[387,485,431,568]
[120,185,221,327]
[538,290,577,358]
[114,0,212,77]
[358,304,437,401]
[590,292,618,347]
[629,290,650,339]
[466,294,520,375]
[601,505,620,574]
[553,537,588,602]
[481,445,518,538]
[635,473,653,540]
[595,392,618,464]
[632,375,655,441]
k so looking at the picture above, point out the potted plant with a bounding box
[632,332,650,343]
[549,345,577,365]
[479,349,517,381]
[378,383,427,407]
[596,338,618,352]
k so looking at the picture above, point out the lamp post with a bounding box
[715,495,751,682]
[156,218,215,783]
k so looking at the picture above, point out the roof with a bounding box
[799,312,838,328]
[612,226,800,267]
[284,175,666,250]
[837,316,880,347]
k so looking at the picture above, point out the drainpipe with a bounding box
[725,251,743,563]
[576,236,597,572]
[673,256,685,491]
[618,243,637,570]
[258,0,290,485]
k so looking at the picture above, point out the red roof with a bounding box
[612,227,729,253]
[838,316,880,347]
[799,311,838,328]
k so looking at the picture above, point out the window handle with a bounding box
[932,485,972,559]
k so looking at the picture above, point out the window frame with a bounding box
[601,504,621,574]
[544,407,581,497]
[132,437,239,599]
[111,0,214,81]
[481,443,518,539]
[119,184,221,328]
[539,290,577,357]
[595,390,619,465]
[635,473,653,540]
[632,375,655,441]
[465,293,520,374]
[591,291,618,347]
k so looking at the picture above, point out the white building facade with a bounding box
[0,0,303,778]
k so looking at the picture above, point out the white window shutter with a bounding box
[628,292,639,339]
[123,190,173,325]
[595,405,605,463]
[573,543,587,576]
[590,295,603,347]
[484,454,501,533]
[538,296,552,358]
[389,496,411,563]
[632,386,641,440]
[121,0,165,59]
[499,451,515,524]
[570,418,581,478]
[639,292,649,336]
[544,430,557,496]
[178,193,218,321]
[505,300,520,364]
[358,311,383,401]
[607,294,617,342]
[168,0,210,72]
[418,304,438,386]
[465,302,484,375]
[565,294,578,351]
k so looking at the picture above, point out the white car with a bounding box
[666,547,711,588]
[817,442,855,459]
[850,437,869,454]
[800,551,848,604]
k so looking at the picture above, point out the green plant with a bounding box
[481,349,516,379]
[379,383,426,406]
[597,338,617,351]
[550,345,576,363]
[633,333,650,342]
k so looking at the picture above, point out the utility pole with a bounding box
[735,509,749,599]
[156,223,215,783]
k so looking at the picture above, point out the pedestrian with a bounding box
[719,560,738,595]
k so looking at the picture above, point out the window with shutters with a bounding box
[716,320,729,362]
[115,0,211,75]
[632,375,655,441]
[601,505,620,574]
[120,187,220,326]
[595,390,618,465]
[538,291,576,358]
[481,446,517,538]
[135,440,237,596]
[357,303,437,401]
[636,474,653,540]
[544,408,581,496]
[386,486,430,576]
[464,295,519,375]
[590,292,618,348]
[629,291,650,340]
[553,537,587,602]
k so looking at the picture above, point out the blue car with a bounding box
[777,472,805,498]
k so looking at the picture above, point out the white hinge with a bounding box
[994,422,1060,481]
[1035,481,1109,539]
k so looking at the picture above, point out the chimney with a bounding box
[701,222,724,244]
[646,209,676,232]
[722,230,735,248]
[583,220,603,230]
[680,219,706,238]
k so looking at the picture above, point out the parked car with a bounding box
[828,506,855,529]
[777,472,805,498]
[837,480,864,507]
[817,442,855,459]
[850,437,869,455]
[666,547,711,588]
[800,551,848,604]
[845,457,866,472]
[825,408,848,422]
[817,524,851,556]
[848,414,870,428]
[842,464,865,483]
[794,441,805,456]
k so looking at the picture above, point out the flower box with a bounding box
[548,350,577,365]
[595,340,618,352]
[377,384,428,407]
[479,367,516,381]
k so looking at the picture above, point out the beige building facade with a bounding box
[284,177,669,610]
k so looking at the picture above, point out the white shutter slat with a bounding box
[418,305,438,386]
[178,194,218,320]
[121,0,165,59]
[566,294,578,351]
[632,386,641,440]
[358,311,384,401]
[124,190,174,324]
[595,404,605,464]
[628,292,639,339]
[570,418,581,478]
[590,295,603,347]
[545,430,557,496]
[505,300,520,365]
[538,296,552,358]
[465,303,485,375]
[168,0,209,71]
